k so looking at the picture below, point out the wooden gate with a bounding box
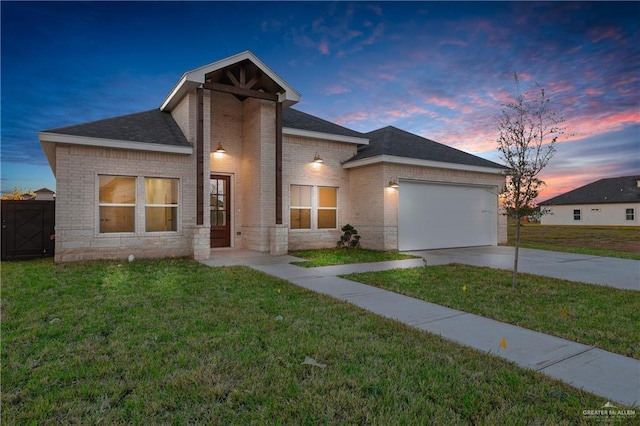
[1,200,55,260]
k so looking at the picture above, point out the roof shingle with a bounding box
[43,109,191,148]
[346,126,506,169]
[539,175,640,205]
[282,108,366,139]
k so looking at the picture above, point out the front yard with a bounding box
[508,220,640,260]
[2,258,612,424]
[344,264,640,359]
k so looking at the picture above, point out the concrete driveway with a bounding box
[408,246,639,290]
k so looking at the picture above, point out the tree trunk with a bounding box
[512,215,521,289]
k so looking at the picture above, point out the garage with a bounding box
[398,180,498,251]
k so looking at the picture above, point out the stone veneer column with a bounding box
[269,224,288,255]
[190,225,210,260]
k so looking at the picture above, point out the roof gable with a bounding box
[539,175,640,205]
[161,51,300,111]
[346,126,506,170]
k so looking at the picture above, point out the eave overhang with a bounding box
[39,132,192,174]
[283,127,369,145]
[342,154,506,175]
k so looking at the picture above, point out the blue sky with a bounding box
[2,1,638,200]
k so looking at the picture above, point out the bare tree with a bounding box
[497,72,565,289]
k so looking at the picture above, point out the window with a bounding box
[573,209,581,221]
[290,185,312,229]
[626,208,635,221]
[318,187,337,229]
[99,176,136,233]
[145,178,178,232]
[290,185,338,230]
[210,178,228,227]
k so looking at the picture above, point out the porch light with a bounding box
[388,179,399,188]
[313,152,324,163]
[215,143,226,154]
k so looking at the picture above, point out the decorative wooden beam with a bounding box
[245,73,259,89]
[239,66,246,87]
[225,70,241,88]
[275,102,283,225]
[196,87,204,225]
[203,81,278,101]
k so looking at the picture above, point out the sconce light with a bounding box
[215,143,226,154]
[388,179,399,188]
[313,152,324,163]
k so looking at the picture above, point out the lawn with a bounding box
[344,264,640,359]
[290,248,417,267]
[508,220,640,260]
[1,258,616,424]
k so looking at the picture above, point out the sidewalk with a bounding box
[203,250,640,407]
[412,246,640,291]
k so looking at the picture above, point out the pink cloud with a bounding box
[318,41,330,55]
[334,110,376,126]
[565,110,640,140]
[325,84,350,95]
[375,72,396,81]
[589,26,623,43]
[584,87,604,95]
[438,38,468,47]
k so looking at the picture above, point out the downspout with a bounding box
[275,100,283,225]
[196,87,204,225]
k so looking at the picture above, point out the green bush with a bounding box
[336,224,361,249]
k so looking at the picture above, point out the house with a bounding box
[29,188,56,201]
[38,51,507,262]
[539,175,640,226]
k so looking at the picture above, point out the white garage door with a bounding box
[398,181,497,251]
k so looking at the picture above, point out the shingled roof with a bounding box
[43,109,191,148]
[283,108,366,139]
[539,175,640,205]
[346,126,506,169]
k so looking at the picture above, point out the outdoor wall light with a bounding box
[215,143,226,154]
[388,179,399,188]
[313,152,324,163]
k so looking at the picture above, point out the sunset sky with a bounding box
[2,1,638,201]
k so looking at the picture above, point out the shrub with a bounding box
[336,224,361,249]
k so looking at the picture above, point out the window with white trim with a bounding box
[626,208,635,221]
[318,186,337,229]
[99,175,136,233]
[573,209,581,221]
[290,185,338,230]
[145,178,179,232]
[290,185,312,229]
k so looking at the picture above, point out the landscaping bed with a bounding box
[290,248,417,268]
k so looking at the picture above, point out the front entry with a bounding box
[210,175,231,247]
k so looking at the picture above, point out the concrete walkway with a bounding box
[413,246,640,291]
[201,249,640,407]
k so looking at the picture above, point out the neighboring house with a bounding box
[39,51,507,262]
[29,188,56,201]
[539,175,640,226]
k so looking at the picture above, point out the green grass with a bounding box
[344,264,640,359]
[509,220,640,260]
[1,258,621,424]
[291,248,417,267]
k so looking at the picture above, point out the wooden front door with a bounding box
[210,175,231,247]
